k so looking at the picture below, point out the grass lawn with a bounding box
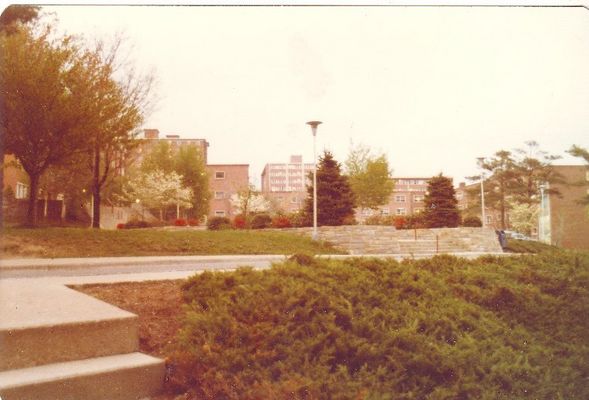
[1,227,343,258]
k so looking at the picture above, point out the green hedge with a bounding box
[169,251,589,399]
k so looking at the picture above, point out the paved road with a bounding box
[0,255,288,280]
[0,252,512,283]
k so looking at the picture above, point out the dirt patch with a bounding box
[74,280,184,357]
[74,280,186,399]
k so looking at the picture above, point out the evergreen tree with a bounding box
[423,174,460,228]
[303,151,355,226]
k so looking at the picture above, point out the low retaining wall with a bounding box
[275,226,503,255]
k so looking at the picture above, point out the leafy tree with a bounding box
[567,144,589,207]
[470,151,519,230]
[508,201,539,236]
[141,141,175,174]
[0,5,40,35]
[423,174,460,228]
[513,141,562,204]
[568,144,589,164]
[0,5,40,228]
[175,144,210,220]
[303,151,355,226]
[1,26,97,226]
[85,37,154,228]
[123,170,191,220]
[345,143,394,210]
[230,185,270,223]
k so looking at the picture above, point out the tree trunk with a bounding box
[0,144,4,229]
[26,174,40,227]
[92,145,101,229]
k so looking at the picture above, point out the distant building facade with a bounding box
[260,155,313,214]
[206,164,250,219]
[455,181,508,230]
[539,165,589,250]
[138,129,209,165]
[356,177,429,222]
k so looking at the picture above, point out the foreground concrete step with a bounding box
[0,352,164,400]
[0,281,138,371]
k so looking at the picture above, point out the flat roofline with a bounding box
[206,164,250,167]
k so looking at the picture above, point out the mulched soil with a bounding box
[74,280,187,400]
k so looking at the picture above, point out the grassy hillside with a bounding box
[169,250,589,399]
[0,228,342,258]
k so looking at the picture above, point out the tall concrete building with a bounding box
[261,155,314,213]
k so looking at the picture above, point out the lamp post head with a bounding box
[306,120,322,136]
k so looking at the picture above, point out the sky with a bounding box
[42,5,589,188]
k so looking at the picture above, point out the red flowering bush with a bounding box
[393,216,407,229]
[188,219,200,227]
[175,219,187,227]
[233,215,247,229]
[271,215,292,228]
[116,223,126,229]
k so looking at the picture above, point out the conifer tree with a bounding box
[303,151,356,226]
[423,174,460,228]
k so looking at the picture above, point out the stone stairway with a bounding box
[0,280,165,400]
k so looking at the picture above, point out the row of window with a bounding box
[394,194,424,203]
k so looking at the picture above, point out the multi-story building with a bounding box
[261,155,314,214]
[455,181,507,230]
[539,165,589,250]
[138,129,249,222]
[356,177,429,222]
[138,129,209,165]
[261,155,313,193]
[206,164,250,219]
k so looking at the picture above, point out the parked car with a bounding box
[504,230,534,241]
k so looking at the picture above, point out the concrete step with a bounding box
[0,352,165,400]
[0,281,138,371]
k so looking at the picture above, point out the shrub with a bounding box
[207,216,231,231]
[187,219,200,227]
[463,216,482,227]
[175,218,187,227]
[271,215,291,228]
[116,223,126,229]
[250,213,272,229]
[364,214,394,226]
[123,219,151,229]
[169,251,589,399]
[393,215,406,229]
[232,215,247,230]
[405,213,426,229]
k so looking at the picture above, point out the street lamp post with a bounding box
[477,157,486,228]
[307,121,322,241]
[539,183,545,242]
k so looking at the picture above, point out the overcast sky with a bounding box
[43,5,589,188]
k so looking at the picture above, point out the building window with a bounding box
[486,215,492,224]
[214,191,224,199]
[414,208,424,214]
[15,182,29,199]
[381,208,390,215]
[413,195,424,202]
[396,208,406,215]
[215,210,226,217]
[395,195,406,202]
[215,171,225,179]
